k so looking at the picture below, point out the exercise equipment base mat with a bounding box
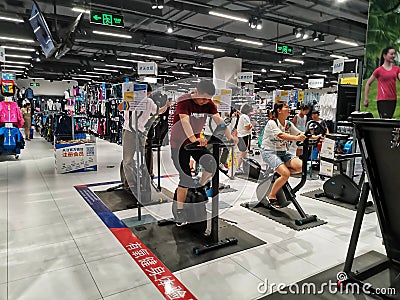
[241,201,327,231]
[301,189,375,214]
[94,187,173,212]
[260,251,399,299]
[129,219,265,272]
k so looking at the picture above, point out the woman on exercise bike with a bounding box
[261,102,321,208]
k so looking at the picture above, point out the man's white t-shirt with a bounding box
[123,97,157,133]
[237,114,252,137]
[262,119,301,151]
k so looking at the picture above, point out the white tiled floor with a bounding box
[0,136,385,299]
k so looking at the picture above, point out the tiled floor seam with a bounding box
[32,154,105,299]
[99,282,150,299]
[273,235,341,271]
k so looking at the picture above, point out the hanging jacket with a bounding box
[0,101,24,128]
[25,88,34,99]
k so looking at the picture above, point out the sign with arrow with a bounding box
[275,43,293,55]
[90,11,124,28]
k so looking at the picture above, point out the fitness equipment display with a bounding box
[316,112,374,207]
[242,158,265,181]
[158,137,238,255]
[316,152,369,206]
[339,118,400,298]
[245,120,326,226]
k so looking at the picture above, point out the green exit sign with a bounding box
[276,43,293,55]
[30,82,40,87]
[90,11,124,27]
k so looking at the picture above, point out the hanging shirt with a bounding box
[373,65,400,101]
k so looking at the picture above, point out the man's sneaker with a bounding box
[175,209,188,227]
[235,168,244,175]
[219,163,228,173]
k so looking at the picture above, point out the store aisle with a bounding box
[0,136,385,300]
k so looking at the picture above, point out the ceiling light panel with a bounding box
[4,60,31,65]
[92,30,132,39]
[117,58,145,63]
[335,38,358,47]
[234,38,263,46]
[0,15,24,23]
[198,45,225,53]
[105,64,134,69]
[284,58,304,65]
[209,11,248,22]
[94,68,120,73]
[0,37,35,43]
[131,52,165,60]
[4,54,32,59]
[2,46,35,52]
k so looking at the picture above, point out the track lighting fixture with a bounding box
[312,31,318,41]
[294,28,325,42]
[293,28,302,39]
[249,16,262,30]
[151,0,164,10]
[167,23,174,33]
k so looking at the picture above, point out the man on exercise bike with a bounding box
[170,80,238,226]
[261,102,322,208]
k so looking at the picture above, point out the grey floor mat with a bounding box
[241,201,327,231]
[94,187,172,212]
[130,219,265,272]
[301,189,375,214]
[260,251,398,299]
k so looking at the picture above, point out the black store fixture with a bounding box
[336,84,358,122]
[340,119,400,298]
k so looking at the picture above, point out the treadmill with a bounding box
[341,118,400,299]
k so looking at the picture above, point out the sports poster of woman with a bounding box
[362,0,400,119]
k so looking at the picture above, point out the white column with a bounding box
[213,57,242,89]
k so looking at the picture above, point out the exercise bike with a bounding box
[245,120,327,226]
[158,135,238,255]
[316,152,367,206]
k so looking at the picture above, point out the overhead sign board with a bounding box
[237,72,254,83]
[90,11,124,27]
[333,58,345,74]
[138,62,158,75]
[308,78,325,89]
[275,43,293,55]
